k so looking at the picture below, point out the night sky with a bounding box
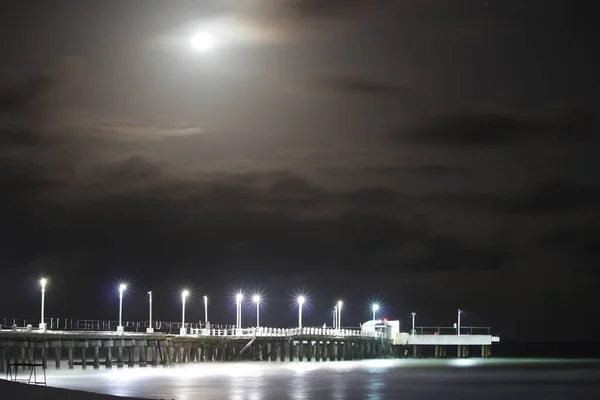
[1,0,598,341]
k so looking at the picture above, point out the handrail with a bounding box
[412,326,492,335]
[1,319,385,339]
[186,327,386,339]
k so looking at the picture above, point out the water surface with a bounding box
[44,359,600,400]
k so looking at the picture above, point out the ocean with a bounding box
[40,358,600,399]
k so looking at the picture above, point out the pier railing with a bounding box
[187,327,385,339]
[1,318,233,333]
[1,318,383,339]
[413,326,492,335]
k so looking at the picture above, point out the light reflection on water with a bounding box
[41,359,600,400]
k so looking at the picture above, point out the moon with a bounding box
[190,32,214,52]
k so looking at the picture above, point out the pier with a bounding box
[1,323,499,375]
[1,327,391,374]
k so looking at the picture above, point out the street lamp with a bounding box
[372,303,379,321]
[236,293,243,330]
[337,300,343,330]
[147,291,154,333]
[457,309,462,336]
[332,307,337,329]
[297,296,305,328]
[411,312,416,335]
[203,295,208,328]
[253,295,261,328]
[117,284,126,334]
[39,278,47,332]
[180,290,190,336]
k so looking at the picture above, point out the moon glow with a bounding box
[190,32,214,52]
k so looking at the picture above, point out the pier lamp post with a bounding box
[372,303,379,321]
[180,290,190,336]
[117,284,126,334]
[253,295,261,328]
[236,293,243,331]
[203,295,208,328]
[337,300,343,330]
[332,307,337,328]
[297,296,305,328]
[457,309,462,336]
[411,312,416,335]
[39,278,47,333]
[146,291,154,333]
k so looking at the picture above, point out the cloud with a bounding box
[284,0,367,19]
[538,226,600,260]
[0,141,510,277]
[0,75,55,114]
[317,75,414,97]
[82,156,164,190]
[394,111,599,146]
[56,111,204,141]
[420,179,600,217]
[495,180,600,215]
[364,164,471,175]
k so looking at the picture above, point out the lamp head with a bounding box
[337,300,343,308]
[40,278,47,290]
[236,293,243,302]
[182,290,190,299]
[119,284,127,294]
[372,303,379,312]
[252,295,260,304]
[297,296,305,306]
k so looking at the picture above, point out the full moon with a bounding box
[190,32,214,52]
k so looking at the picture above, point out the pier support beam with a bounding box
[138,340,148,367]
[116,341,124,368]
[104,341,113,368]
[53,344,62,369]
[90,341,101,369]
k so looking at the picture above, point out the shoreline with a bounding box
[0,379,152,400]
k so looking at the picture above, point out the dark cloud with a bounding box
[407,235,511,272]
[336,186,403,210]
[84,156,163,188]
[285,0,366,19]
[0,143,507,278]
[364,164,471,176]
[394,111,599,146]
[538,226,600,262]
[0,75,55,114]
[0,128,59,147]
[318,76,413,97]
[421,180,600,216]
[496,180,600,215]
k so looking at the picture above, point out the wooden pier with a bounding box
[0,327,392,372]
[0,323,500,373]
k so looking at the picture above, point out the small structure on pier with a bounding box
[361,320,400,341]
